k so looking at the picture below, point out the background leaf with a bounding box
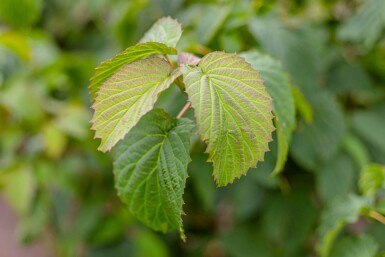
[360,164,385,197]
[113,109,194,237]
[91,57,181,152]
[0,0,41,28]
[290,92,346,170]
[338,0,385,49]
[139,16,183,48]
[89,42,177,101]
[329,234,379,257]
[317,194,372,257]
[182,51,274,186]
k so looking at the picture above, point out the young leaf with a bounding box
[178,52,201,66]
[113,109,194,238]
[89,42,177,101]
[181,51,274,186]
[91,57,181,152]
[240,51,295,175]
[359,164,385,197]
[140,17,183,48]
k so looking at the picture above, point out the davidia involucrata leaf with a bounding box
[140,17,182,48]
[89,42,177,101]
[113,109,194,238]
[181,52,274,186]
[91,57,181,152]
[240,51,295,175]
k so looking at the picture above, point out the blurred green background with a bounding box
[1,0,385,256]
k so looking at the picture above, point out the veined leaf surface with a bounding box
[240,51,295,175]
[89,42,177,101]
[113,109,194,238]
[92,57,181,152]
[181,51,274,186]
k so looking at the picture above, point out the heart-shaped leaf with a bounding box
[181,51,274,186]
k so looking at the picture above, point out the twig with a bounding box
[368,210,385,225]
[177,102,192,119]
[163,54,175,68]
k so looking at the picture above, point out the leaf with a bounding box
[343,134,370,169]
[0,165,36,215]
[113,109,194,237]
[0,0,41,28]
[291,86,314,123]
[195,5,231,44]
[177,52,201,66]
[248,15,327,96]
[0,30,30,61]
[261,189,317,255]
[360,164,385,197]
[91,57,181,152]
[338,0,385,49]
[240,51,295,175]
[316,154,355,203]
[351,108,385,157]
[181,51,274,186]
[290,91,346,170]
[89,42,177,101]
[329,234,379,257]
[139,17,182,48]
[317,194,372,257]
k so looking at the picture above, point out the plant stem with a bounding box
[368,210,385,225]
[163,54,175,68]
[177,102,192,119]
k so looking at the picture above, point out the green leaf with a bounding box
[343,134,370,169]
[360,164,385,197]
[329,234,379,257]
[89,42,177,101]
[91,57,181,152]
[317,194,372,257]
[139,17,182,48]
[248,15,327,96]
[0,30,30,61]
[195,5,231,44]
[291,86,314,123]
[113,109,194,237]
[240,51,295,175]
[351,108,385,157]
[0,0,41,28]
[338,0,385,49]
[181,51,274,186]
[316,154,355,203]
[290,91,346,170]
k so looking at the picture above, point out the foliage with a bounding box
[1,0,385,256]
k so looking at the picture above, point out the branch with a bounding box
[163,54,175,68]
[177,102,192,119]
[368,210,385,225]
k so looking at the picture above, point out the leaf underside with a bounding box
[89,42,177,101]
[181,51,274,186]
[91,57,181,152]
[113,109,194,238]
